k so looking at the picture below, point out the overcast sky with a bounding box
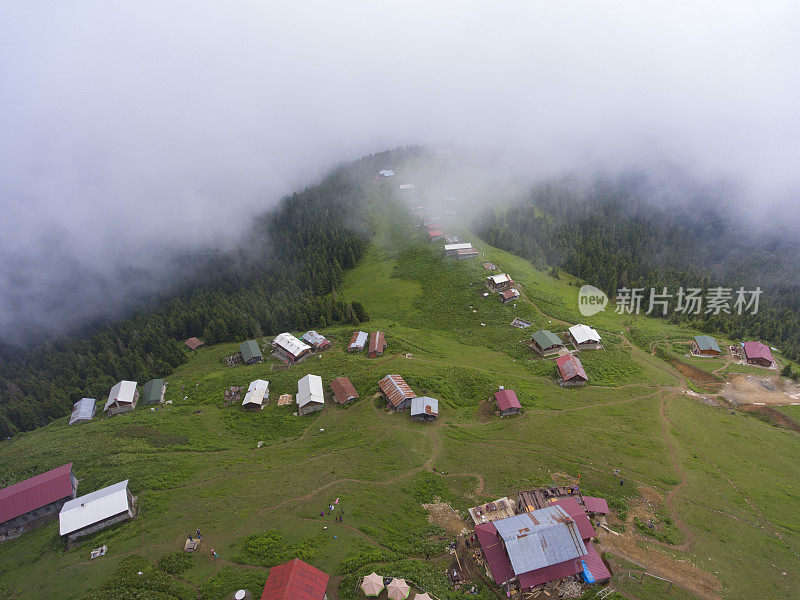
[1,2,799,342]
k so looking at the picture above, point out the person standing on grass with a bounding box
[196,529,202,540]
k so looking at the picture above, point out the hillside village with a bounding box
[1,167,800,600]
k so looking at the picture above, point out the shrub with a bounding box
[158,551,194,575]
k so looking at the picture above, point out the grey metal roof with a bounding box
[694,335,720,353]
[69,398,96,425]
[59,480,131,536]
[493,506,586,575]
[410,397,438,417]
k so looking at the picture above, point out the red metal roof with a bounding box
[368,331,386,355]
[743,341,773,363]
[494,389,521,411]
[583,541,612,581]
[556,354,588,382]
[260,559,329,600]
[500,289,518,300]
[184,337,204,350]
[330,376,358,404]
[552,497,596,540]
[0,463,74,524]
[518,557,583,589]
[428,229,443,237]
[583,496,609,514]
[379,374,415,407]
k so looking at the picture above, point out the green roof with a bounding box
[240,340,262,362]
[693,335,720,353]
[532,329,564,350]
[141,379,164,405]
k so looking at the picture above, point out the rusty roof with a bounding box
[368,331,386,354]
[556,353,588,382]
[379,374,416,407]
[330,377,358,404]
[184,337,204,350]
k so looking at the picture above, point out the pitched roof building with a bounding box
[0,463,77,537]
[69,398,96,425]
[240,340,264,364]
[556,354,588,386]
[184,337,204,350]
[348,331,368,352]
[141,379,166,406]
[242,379,269,410]
[104,380,138,416]
[487,273,514,291]
[692,335,721,355]
[272,333,311,363]
[59,480,134,541]
[301,331,331,350]
[410,397,439,421]
[260,558,329,600]
[743,341,774,367]
[297,375,325,416]
[367,331,387,358]
[379,374,416,411]
[330,377,358,405]
[568,324,602,348]
[531,330,565,356]
[494,389,522,416]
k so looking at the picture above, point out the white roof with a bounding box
[569,324,601,344]
[59,480,131,536]
[273,333,311,358]
[248,379,269,392]
[444,243,473,251]
[301,330,329,347]
[104,380,137,410]
[243,379,269,407]
[69,398,96,425]
[349,331,368,349]
[488,273,512,285]
[399,183,414,189]
[379,169,394,176]
[297,374,324,408]
[411,396,439,417]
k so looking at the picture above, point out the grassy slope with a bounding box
[1,190,799,600]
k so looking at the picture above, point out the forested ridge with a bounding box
[0,149,416,438]
[476,177,800,361]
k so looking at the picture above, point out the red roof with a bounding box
[583,496,609,514]
[184,337,204,350]
[368,331,386,355]
[428,229,443,237]
[743,341,773,363]
[552,497,596,540]
[330,376,358,404]
[260,559,329,600]
[556,354,588,382]
[379,374,416,407]
[518,557,583,589]
[583,541,612,581]
[494,389,521,411]
[0,463,74,524]
[500,289,518,300]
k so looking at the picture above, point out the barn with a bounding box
[692,335,721,356]
[59,480,135,543]
[141,379,166,406]
[367,331,387,358]
[242,379,269,410]
[568,324,602,349]
[104,380,138,416]
[486,273,514,291]
[556,354,589,387]
[330,377,358,405]
[297,375,325,416]
[348,331,368,352]
[69,398,96,425]
[494,389,521,417]
[184,337,204,350]
[379,374,416,411]
[0,463,78,538]
[241,340,264,365]
[500,289,520,303]
[530,330,565,356]
[260,558,329,600]
[410,397,439,422]
[743,342,774,367]
[272,333,311,363]
[301,331,331,351]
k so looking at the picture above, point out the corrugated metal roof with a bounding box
[517,557,583,589]
[330,377,358,404]
[378,169,394,177]
[500,289,519,300]
[493,506,586,575]
[494,390,521,411]
[240,340,263,362]
[0,464,74,525]
[411,397,438,417]
[582,541,612,581]
[693,335,720,353]
[141,379,164,405]
[243,380,269,408]
[185,337,204,349]
[301,331,330,349]
[368,331,386,355]
[272,334,310,359]
[583,496,609,514]
[349,331,368,350]
[260,558,329,600]
[488,273,512,285]
[569,324,601,345]
[444,243,473,251]
[59,480,131,536]
[552,497,596,540]
[104,380,137,411]
[532,330,563,351]
[69,398,96,425]
[297,375,324,408]
[475,521,516,584]
[556,354,588,382]
[743,341,773,362]
[379,374,416,407]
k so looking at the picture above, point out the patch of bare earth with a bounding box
[723,374,800,405]
[739,405,800,434]
[422,502,469,536]
[476,398,494,421]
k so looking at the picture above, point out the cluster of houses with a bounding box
[348,330,387,357]
[444,242,479,261]
[67,376,168,426]
[486,273,520,303]
[528,324,603,387]
[0,463,135,545]
[692,334,776,367]
[378,374,439,422]
[471,487,612,594]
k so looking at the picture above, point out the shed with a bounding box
[583,496,610,515]
[240,340,264,365]
[743,341,774,367]
[457,247,478,260]
[568,324,602,349]
[69,398,97,425]
[104,381,138,416]
[141,379,166,406]
[556,354,588,386]
[692,335,721,356]
[410,397,438,422]
[379,374,416,411]
[348,331,368,352]
[378,169,395,178]
[184,337,204,350]
[531,330,565,356]
[367,331,387,358]
[330,377,358,405]
[500,288,519,303]
[242,379,269,410]
[297,375,325,416]
[494,390,521,417]
[0,463,78,537]
[272,333,311,363]
[301,331,331,351]
[444,242,473,257]
[260,558,329,600]
[59,480,134,542]
[487,273,514,291]
[428,229,444,241]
